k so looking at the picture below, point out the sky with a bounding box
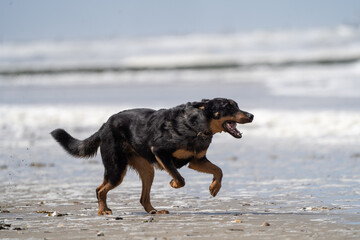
[1,0,360,42]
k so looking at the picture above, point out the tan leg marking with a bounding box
[129,155,169,214]
[96,169,127,215]
[188,158,223,197]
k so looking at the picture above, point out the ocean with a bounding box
[0,26,359,235]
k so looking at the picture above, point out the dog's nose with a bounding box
[247,113,254,122]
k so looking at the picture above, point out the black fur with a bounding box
[51,128,102,158]
[51,98,254,214]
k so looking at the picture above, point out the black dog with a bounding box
[51,98,253,215]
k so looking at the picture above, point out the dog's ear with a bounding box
[193,101,205,109]
[193,99,210,109]
[201,100,221,119]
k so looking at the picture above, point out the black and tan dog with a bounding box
[51,98,253,215]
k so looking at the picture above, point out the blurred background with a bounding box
[0,0,360,226]
[1,0,359,145]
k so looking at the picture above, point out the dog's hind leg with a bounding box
[96,168,127,215]
[129,156,169,214]
[96,135,128,215]
[96,179,106,201]
[96,179,121,215]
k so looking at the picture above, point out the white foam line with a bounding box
[1,25,360,70]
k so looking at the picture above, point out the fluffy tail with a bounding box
[51,129,101,158]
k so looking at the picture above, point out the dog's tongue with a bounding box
[229,122,237,128]
[225,122,242,138]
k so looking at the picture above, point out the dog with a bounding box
[51,98,253,215]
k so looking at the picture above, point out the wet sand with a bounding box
[1,187,359,240]
[1,139,360,240]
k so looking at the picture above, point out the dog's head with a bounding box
[198,98,253,138]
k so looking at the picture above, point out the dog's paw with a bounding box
[209,180,221,197]
[150,209,170,214]
[170,178,185,188]
[156,210,170,214]
[98,208,112,215]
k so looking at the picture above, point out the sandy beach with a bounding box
[1,188,359,240]
[1,83,360,239]
[1,28,360,239]
[1,138,359,239]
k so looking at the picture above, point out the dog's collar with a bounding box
[184,122,212,139]
[196,131,212,139]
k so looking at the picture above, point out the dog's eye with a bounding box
[225,104,237,113]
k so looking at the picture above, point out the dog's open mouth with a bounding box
[223,121,242,138]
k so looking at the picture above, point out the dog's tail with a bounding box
[50,129,101,158]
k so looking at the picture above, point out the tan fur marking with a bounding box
[124,152,169,214]
[188,158,223,197]
[209,116,237,134]
[154,154,166,169]
[150,147,166,169]
[128,155,158,213]
[188,159,222,177]
[172,149,207,159]
[97,170,127,215]
[209,112,249,134]
[196,149,207,159]
[172,149,194,159]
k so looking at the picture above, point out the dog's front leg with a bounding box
[151,147,185,188]
[188,157,223,197]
